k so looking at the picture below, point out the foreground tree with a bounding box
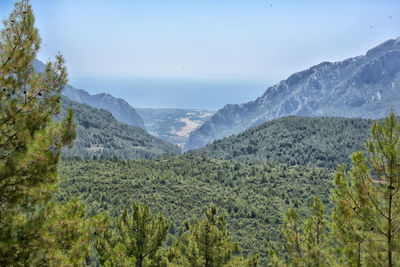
[282,207,303,266]
[332,111,400,266]
[168,206,259,267]
[0,0,105,265]
[268,197,332,267]
[302,197,332,266]
[96,201,170,267]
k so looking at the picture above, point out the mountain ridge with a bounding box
[63,85,145,129]
[184,37,400,151]
[33,59,145,130]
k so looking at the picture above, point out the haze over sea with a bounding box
[69,76,273,110]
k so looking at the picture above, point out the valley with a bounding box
[54,37,400,265]
[3,1,400,265]
[136,108,214,147]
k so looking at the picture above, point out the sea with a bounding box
[68,76,274,111]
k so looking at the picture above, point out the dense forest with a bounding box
[57,156,333,264]
[59,96,181,160]
[190,116,373,168]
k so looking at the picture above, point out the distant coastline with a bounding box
[69,76,273,110]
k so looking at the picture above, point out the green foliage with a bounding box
[168,206,259,267]
[190,116,372,168]
[0,1,106,265]
[302,197,331,266]
[0,0,72,209]
[58,155,333,265]
[96,201,169,267]
[1,197,108,266]
[60,96,181,160]
[269,197,332,267]
[271,112,400,266]
[332,111,400,266]
[282,207,302,266]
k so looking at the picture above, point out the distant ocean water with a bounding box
[69,76,274,111]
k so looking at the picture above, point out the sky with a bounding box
[0,0,400,109]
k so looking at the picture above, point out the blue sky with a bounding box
[1,0,399,81]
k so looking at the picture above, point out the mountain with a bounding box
[136,108,214,147]
[185,37,400,151]
[59,96,181,160]
[33,58,46,73]
[188,116,373,168]
[63,86,145,129]
[33,59,145,129]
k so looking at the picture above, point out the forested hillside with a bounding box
[58,156,333,264]
[190,116,373,168]
[60,96,181,159]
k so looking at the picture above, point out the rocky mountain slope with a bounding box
[185,37,400,151]
[63,86,145,129]
[33,59,145,129]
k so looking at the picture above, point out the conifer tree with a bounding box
[302,197,331,266]
[168,206,259,267]
[96,201,170,267]
[282,207,303,266]
[0,1,106,265]
[268,197,332,267]
[332,111,400,266]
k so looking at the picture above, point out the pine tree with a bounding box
[168,206,259,267]
[302,197,331,266]
[269,197,332,267]
[332,111,400,266]
[282,206,303,266]
[96,201,170,267]
[0,1,105,265]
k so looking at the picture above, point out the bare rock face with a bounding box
[185,37,400,151]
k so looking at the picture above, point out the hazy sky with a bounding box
[1,0,400,82]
